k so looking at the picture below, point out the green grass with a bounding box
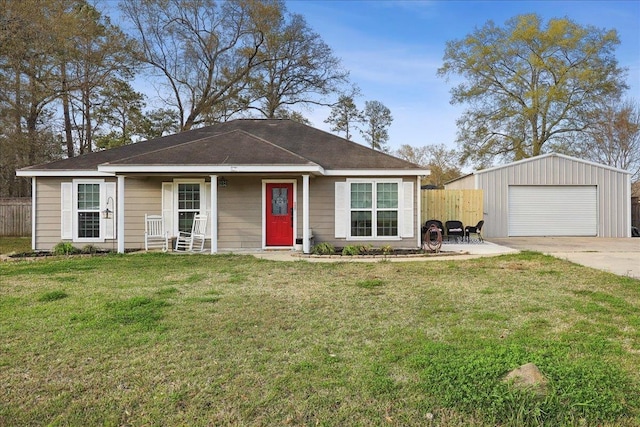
[0,237,31,255]
[1,252,639,426]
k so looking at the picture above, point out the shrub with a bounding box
[380,244,393,256]
[81,244,98,254]
[341,245,360,256]
[52,242,78,256]
[311,242,335,255]
[358,244,373,255]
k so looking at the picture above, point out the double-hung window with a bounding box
[77,183,101,239]
[162,179,208,237]
[61,179,116,243]
[177,183,201,233]
[348,179,400,239]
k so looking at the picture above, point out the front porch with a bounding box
[115,174,314,254]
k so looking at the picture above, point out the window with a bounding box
[61,179,115,242]
[77,183,101,238]
[271,187,289,215]
[161,180,208,237]
[349,180,399,238]
[177,183,201,233]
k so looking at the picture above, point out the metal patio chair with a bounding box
[464,220,484,243]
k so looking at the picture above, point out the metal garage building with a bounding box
[445,153,632,238]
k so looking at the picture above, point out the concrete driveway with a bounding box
[487,237,640,279]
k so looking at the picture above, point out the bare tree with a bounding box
[394,144,462,188]
[580,99,640,180]
[247,12,349,118]
[120,0,282,131]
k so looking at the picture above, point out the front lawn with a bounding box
[1,252,639,426]
[0,236,30,255]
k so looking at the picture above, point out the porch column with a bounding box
[416,176,422,248]
[31,177,37,251]
[302,174,310,254]
[117,175,125,253]
[209,175,218,254]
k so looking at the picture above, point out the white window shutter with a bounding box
[334,182,347,238]
[162,182,174,236]
[102,182,116,240]
[401,181,414,238]
[203,182,211,238]
[61,182,73,239]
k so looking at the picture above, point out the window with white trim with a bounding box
[61,179,116,243]
[77,183,101,238]
[348,179,400,238]
[177,183,201,233]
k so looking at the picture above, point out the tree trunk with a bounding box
[61,61,74,157]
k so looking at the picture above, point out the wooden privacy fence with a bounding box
[421,189,484,228]
[0,198,31,236]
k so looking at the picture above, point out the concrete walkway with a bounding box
[248,241,518,263]
[248,237,640,280]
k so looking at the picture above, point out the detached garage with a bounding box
[445,153,632,238]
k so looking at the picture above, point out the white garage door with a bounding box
[508,186,597,236]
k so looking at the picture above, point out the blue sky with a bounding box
[284,1,640,153]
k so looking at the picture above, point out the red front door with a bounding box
[266,183,294,246]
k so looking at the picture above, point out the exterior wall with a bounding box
[308,176,420,249]
[444,174,475,190]
[33,174,422,252]
[34,177,119,251]
[476,156,631,238]
[123,177,163,249]
[217,176,263,250]
[34,177,64,251]
[307,176,336,246]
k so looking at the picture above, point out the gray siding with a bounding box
[35,177,120,251]
[307,176,336,246]
[309,176,420,249]
[123,177,163,249]
[34,174,422,252]
[475,155,631,238]
[35,178,64,251]
[218,176,263,250]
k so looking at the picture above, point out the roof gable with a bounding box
[474,153,632,176]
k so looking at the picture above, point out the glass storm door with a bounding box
[266,183,293,246]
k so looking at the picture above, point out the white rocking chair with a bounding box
[144,214,169,252]
[175,213,207,252]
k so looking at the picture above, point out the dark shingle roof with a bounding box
[20,119,423,172]
[110,130,316,166]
